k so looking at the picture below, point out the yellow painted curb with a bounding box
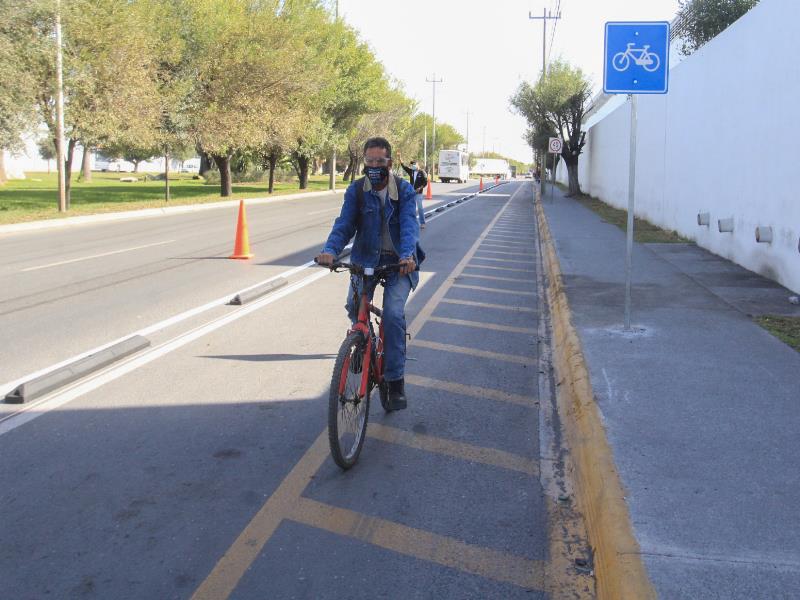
[534,190,656,600]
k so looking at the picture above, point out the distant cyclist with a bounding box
[316,137,423,410]
[398,154,428,229]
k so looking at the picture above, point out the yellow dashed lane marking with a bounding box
[190,431,329,600]
[465,264,535,273]
[452,283,536,296]
[460,272,533,283]
[286,497,546,591]
[405,374,536,407]
[411,338,533,366]
[429,316,536,335]
[367,423,539,475]
[473,255,535,264]
[440,298,536,312]
[478,249,536,256]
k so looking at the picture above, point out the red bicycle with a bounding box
[316,259,401,469]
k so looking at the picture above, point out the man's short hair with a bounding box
[363,137,392,157]
[410,160,417,165]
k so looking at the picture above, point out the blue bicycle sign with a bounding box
[604,22,670,94]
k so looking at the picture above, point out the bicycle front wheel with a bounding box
[328,331,371,469]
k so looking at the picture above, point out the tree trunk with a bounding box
[164,152,170,202]
[267,153,277,194]
[351,158,361,182]
[565,159,581,196]
[65,138,76,209]
[0,151,7,186]
[328,150,336,190]
[199,152,213,176]
[133,160,140,174]
[80,147,92,182]
[213,154,233,197]
[297,154,309,189]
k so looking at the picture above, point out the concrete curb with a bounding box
[228,277,288,306]
[3,335,150,404]
[0,188,346,234]
[534,190,655,600]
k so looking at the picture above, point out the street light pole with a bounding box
[55,0,67,212]
[426,74,443,177]
[328,0,340,191]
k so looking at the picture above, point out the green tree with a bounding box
[166,0,328,197]
[25,0,162,207]
[675,0,759,55]
[510,60,591,195]
[0,0,43,184]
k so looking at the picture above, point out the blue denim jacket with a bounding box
[321,175,421,288]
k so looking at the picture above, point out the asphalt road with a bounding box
[0,179,593,599]
[0,181,471,385]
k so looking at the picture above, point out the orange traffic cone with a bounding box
[425,179,432,200]
[479,176,484,191]
[229,199,253,259]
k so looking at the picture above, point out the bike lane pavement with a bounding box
[0,182,592,599]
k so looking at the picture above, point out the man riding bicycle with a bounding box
[316,137,422,411]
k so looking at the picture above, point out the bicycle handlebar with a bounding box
[313,258,402,276]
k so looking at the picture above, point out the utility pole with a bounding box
[528,8,561,78]
[426,74,443,176]
[423,123,428,172]
[55,0,67,212]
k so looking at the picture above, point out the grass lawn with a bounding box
[555,185,689,244]
[0,172,348,224]
[755,315,800,353]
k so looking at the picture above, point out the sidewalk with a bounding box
[539,187,800,599]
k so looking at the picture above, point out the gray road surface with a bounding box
[0,181,592,598]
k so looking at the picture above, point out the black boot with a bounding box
[387,378,407,411]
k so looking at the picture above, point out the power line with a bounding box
[546,0,562,65]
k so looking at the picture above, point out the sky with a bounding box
[339,0,680,163]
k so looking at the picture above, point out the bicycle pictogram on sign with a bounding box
[612,43,661,72]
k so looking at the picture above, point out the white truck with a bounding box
[471,158,511,179]
[437,149,470,183]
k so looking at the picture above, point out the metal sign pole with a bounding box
[551,154,556,200]
[624,94,638,331]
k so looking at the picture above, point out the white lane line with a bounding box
[20,240,176,272]
[0,270,331,436]
[0,259,319,399]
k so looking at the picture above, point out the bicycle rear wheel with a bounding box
[328,331,371,469]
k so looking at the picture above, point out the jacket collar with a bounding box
[363,173,398,201]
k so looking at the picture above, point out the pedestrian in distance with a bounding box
[316,137,424,411]
[397,153,428,229]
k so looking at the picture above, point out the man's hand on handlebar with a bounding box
[398,256,416,276]
[315,253,335,268]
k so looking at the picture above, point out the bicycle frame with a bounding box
[339,274,386,399]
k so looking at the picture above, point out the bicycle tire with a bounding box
[328,331,370,469]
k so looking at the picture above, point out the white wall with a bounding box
[559,0,800,293]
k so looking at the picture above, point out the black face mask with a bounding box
[364,166,389,186]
